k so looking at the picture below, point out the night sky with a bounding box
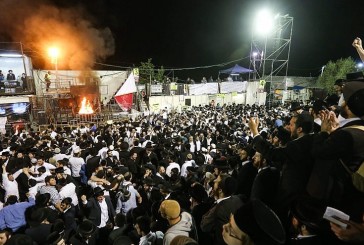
[2,0,364,80]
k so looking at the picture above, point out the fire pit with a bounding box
[79,97,94,114]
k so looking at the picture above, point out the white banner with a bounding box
[189,83,219,95]
[220,81,248,93]
[0,117,6,135]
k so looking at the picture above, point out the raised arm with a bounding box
[353,37,364,62]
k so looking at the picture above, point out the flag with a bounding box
[115,73,137,111]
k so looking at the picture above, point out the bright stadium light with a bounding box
[254,9,274,36]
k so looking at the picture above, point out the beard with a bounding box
[291,130,299,140]
[340,106,349,119]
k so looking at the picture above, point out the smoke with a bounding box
[0,0,115,70]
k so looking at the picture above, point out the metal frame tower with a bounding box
[249,14,293,107]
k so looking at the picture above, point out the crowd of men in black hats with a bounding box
[0,72,364,245]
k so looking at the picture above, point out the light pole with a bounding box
[48,47,59,90]
[252,52,258,80]
[249,8,293,107]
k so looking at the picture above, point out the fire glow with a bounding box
[79,97,94,114]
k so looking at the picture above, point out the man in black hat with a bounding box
[333,79,345,107]
[222,199,286,245]
[289,196,326,245]
[6,70,15,81]
[138,177,160,215]
[69,219,97,245]
[290,101,304,116]
[189,183,213,244]
[80,188,115,243]
[309,80,364,221]
[250,151,280,209]
[249,113,315,225]
[24,208,52,244]
[201,174,244,245]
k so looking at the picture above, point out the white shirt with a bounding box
[30,172,51,183]
[166,162,180,177]
[98,199,109,228]
[2,170,21,200]
[68,157,85,177]
[54,153,70,162]
[139,232,152,245]
[97,147,108,160]
[180,160,194,178]
[35,162,56,174]
[59,182,79,206]
[216,196,230,204]
[63,166,72,176]
[29,183,45,199]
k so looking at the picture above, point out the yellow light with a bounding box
[48,47,59,58]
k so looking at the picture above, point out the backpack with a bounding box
[116,183,132,202]
[149,231,164,245]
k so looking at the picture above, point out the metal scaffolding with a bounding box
[249,14,294,107]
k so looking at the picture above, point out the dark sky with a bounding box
[9,0,364,80]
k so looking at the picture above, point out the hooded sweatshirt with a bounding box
[163,212,195,245]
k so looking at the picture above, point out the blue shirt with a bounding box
[0,197,35,232]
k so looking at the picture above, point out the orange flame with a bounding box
[79,97,94,114]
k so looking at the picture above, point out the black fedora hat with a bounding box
[93,187,104,197]
[213,158,230,169]
[143,177,155,186]
[234,200,286,245]
[78,220,96,237]
[290,101,302,112]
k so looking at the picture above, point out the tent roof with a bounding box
[219,64,253,75]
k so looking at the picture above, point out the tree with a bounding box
[317,57,356,93]
[138,58,165,84]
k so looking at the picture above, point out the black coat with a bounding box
[62,205,77,240]
[83,196,116,227]
[250,166,280,209]
[86,156,101,179]
[235,161,257,199]
[201,195,244,245]
[25,223,52,245]
[253,134,314,208]
[309,119,364,221]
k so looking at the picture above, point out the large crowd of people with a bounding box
[0,39,363,245]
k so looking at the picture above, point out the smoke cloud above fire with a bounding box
[0,0,115,70]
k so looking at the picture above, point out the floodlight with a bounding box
[254,9,274,36]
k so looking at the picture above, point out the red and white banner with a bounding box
[115,73,137,111]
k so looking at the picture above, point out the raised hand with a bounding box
[248,117,260,136]
[353,37,363,49]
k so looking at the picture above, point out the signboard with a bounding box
[220,81,248,93]
[150,85,163,94]
[189,83,219,95]
[170,83,178,91]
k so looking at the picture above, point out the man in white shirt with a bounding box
[1,165,21,201]
[53,148,69,162]
[166,156,180,178]
[68,149,85,183]
[180,154,195,178]
[58,178,78,206]
[34,157,56,175]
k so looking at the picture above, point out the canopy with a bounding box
[292,85,305,90]
[219,64,253,75]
